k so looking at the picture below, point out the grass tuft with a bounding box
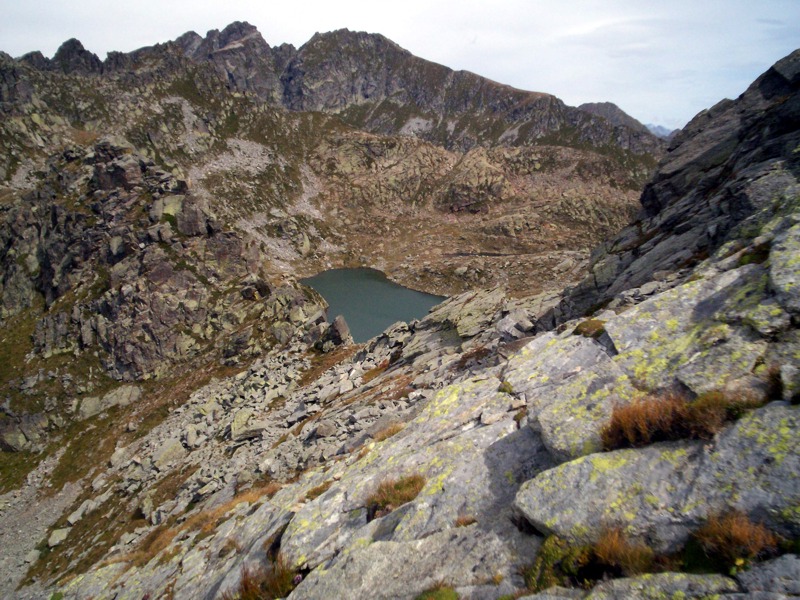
[365,474,426,521]
[455,514,477,528]
[220,555,297,600]
[593,527,654,575]
[414,582,459,600]
[692,511,779,572]
[304,480,333,502]
[601,389,766,450]
[572,319,607,339]
[372,422,405,442]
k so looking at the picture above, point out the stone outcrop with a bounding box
[540,48,800,329]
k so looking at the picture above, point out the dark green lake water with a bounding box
[301,268,446,343]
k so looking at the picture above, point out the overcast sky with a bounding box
[2,0,799,129]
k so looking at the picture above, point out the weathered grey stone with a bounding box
[770,223,800,315]
[736,554,800,595]
[102,385,141,410]
[0,428,28,452]
[48,527,71,548]
[504,331,636,462]
[78,396,102,420]
[152,437,186,470]
[586,572,738,599]
[514,404,800,553]
[291,528,522,600]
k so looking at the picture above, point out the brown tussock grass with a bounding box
[455,514,477,527]
[372,422,405,442]
[593,527,655,576]
[304,480,333,501]
[365,474,426,521]
[693,510,779,567]
[601,389,766,450]
[220,556,297,600]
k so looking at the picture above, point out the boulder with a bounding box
[514,404,800,553]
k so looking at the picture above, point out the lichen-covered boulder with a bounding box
[279,376,553,579]
[770,222,800,315]
[514,404,800,553]
[585,572,738,600]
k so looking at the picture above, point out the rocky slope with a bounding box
[0,24,798,600]
[1,26,659,301]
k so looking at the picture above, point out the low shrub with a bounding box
[593,527,654,576]
[573,319,606,339]
[601,389,766,450]
[304,480,333,502]
[524,535,592,592]
[454,514,477,527]
[524,530,655,592]
[692,511,779,573]
[498,381,514,394]
[221,555,297,600]
[372,422,405,442]
[600,392,689,449]
[365,474,426,521]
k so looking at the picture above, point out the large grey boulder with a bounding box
[514,404,800,553]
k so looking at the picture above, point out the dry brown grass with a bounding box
[372,422,405,442]
[601,392,689,449]
[455,514,477,527]
[114,480,281,569]
[693,511,779,569]
[593,527,655,576]
[304,480,333,501]
[220,556,297,600]
[454,346,491,370]
[365,474,426,521]
[298,345,359,387]
[601,389,766,450]
[573,319,607,339]
[362,359,390,383]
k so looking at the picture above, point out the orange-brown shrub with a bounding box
[365,474,426,521]
[601,389,766,450]
[304,480,333,501]
[372,422,405,442]
[221,556,297,600]
[693,510,779,569]
[454,514,477,527]
[593,527,655,576]
[601,393,690,449]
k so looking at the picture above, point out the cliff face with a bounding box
[1,24,798,600]
[540,48,800,328]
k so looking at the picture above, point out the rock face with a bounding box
[540,48,800,329]
[145,23,662,155]
[0,26,799,600]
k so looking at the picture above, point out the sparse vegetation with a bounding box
[304,480,333,501]
[691,510,779,573]
[498,381,514,394]
[414,583,459,600]
[455,515,477,527]
[524,529,654,593]
[372,422,405,442]
[220,556,297,600]
[365,474,426,521]
[573,319,607,339]
[601,389,766,450]
[362,359,390,383]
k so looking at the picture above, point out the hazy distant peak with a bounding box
[578,101,649,134]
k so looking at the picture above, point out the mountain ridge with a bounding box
[14,21,664,156]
